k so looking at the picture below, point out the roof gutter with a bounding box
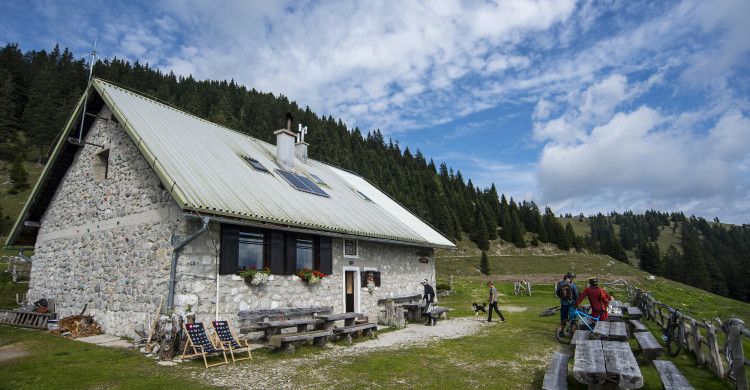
[183,212,454,249]
[167,216,210,313]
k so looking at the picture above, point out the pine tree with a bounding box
[473,206,490,251]
[510,211,526,248]
[479,251,490,275]
[637,241,662,274]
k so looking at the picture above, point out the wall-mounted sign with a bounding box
[418,257,429,264]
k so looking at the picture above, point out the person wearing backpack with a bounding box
[575,277,611,321]
[556,272,579,336]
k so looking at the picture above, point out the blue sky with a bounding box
[2,0,749,223]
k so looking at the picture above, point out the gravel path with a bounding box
[192,317,495,389]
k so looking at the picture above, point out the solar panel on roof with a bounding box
[276,169,329,197]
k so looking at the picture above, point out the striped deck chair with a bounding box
[180,322,228,368]
[212,320,252,362]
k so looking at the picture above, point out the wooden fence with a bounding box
[626,284,749,390]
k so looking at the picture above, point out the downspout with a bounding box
[167,216,210,314]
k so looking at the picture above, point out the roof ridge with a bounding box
[92,78,282,152]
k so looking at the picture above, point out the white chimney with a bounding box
[295,141,308,164]
[274,129,296,171]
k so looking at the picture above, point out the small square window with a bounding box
[344,238,358,257]
[93,149,110,181]
[243,157,269,173]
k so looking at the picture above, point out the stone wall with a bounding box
[29,105,437,337]
[28,106,181,337]
[175,233,436,326]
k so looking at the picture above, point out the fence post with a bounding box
[728,324,747,390]
[706,322,725,378]
[692,319,705,365]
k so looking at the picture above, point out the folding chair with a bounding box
[180,322,228,368]
[212,320,253,362]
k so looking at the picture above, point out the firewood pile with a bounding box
[51,315,102,338]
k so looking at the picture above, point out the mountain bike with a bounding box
[556,307,601,344]
[662,306,684,357]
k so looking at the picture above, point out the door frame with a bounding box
[342,266,360,313]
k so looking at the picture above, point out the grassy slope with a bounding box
[0,326,213,390]
[1,161,43,256]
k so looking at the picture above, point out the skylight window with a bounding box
[357,191,372,201]
[243,157,269,173]
[309,173,327,186]
[276,169,330,197]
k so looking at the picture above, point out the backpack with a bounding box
[556,281,573,300]
[599,288,611,307]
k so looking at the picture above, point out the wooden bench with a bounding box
[626,307,644,320]
[333,322,378,343]
[653,360,694,389]
[629,319,648,333]
[634,331,663,361]
[571,330,591,346]
[542,351,571,390]
[268,329,332,352]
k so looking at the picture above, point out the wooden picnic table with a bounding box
[573,339,643,389]
[257,318,324,340]
[315,312,361,328]
[593,321,629,341]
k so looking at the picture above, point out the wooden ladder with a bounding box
[0,310,52,329]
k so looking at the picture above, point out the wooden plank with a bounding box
[608,322,629,341]
[542,351,571,390]
[593,321,610,339]
[377,294,422,305]
[626,307,643,319]
[634,331,663,361]
[572,330,592,346]
[315,312,361,321]
[602,340,643,389]
[629,320,648,333]
[261,318,323,327]
[268,329,332,347]
[573,340,606,384]
[653,360,693,390]
[333,323,377,334]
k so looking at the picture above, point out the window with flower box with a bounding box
[220,224,332,276]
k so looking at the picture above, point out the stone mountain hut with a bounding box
[5,78,455,337]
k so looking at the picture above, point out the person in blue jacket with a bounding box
[555,272,579,336]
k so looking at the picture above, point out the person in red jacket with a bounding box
[575,277,611,320]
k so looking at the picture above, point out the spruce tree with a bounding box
[473,207,490,251]
[510,211,526,248]
[479,251,490,275]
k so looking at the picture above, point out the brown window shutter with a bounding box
[219,224,239,274]
[374,271,381,287]
[319,236,332,275]
[285,233,297,274]
[269,231,285,275]
[360,271,368,287]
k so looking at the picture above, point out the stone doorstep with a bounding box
[76,334,132,348]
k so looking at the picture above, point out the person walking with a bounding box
[487,281,505,322]
[421,279,437,326]
[575,277,611,321]
[556,272,579,337]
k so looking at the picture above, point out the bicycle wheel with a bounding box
[555,322,574,344]
[665,322,683,357]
